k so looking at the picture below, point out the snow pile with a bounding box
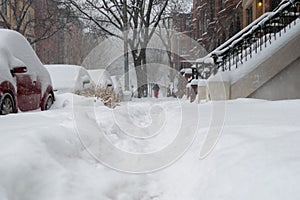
[45,65,93,93]
[0,94,153,200]
[156,99,300,199]
[0,96,300,199]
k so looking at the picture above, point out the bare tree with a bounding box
[63,0,169,97]
[0,0,72,44]
[0,0,34,36]
[156,0,193,70]
[155,0,193,97]
[157,17,174,70]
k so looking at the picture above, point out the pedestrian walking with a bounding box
[153,83,160,98]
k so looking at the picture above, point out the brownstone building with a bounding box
[172,12,194,70]
[192,0,282,53]
[33,0,83,65]
[192,0,243,53]
[58,20,83,65]
[33,0,60,64]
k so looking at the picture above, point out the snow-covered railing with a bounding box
[194,0,300,79]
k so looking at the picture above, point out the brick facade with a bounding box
[57,21,83,65]
[242,0,281,27]
[34,0,83,65]
[193,0,243,53]
[192,0,282,53]
[0,0,35,44]
[172,12,194,71]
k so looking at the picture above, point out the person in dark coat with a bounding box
[153,83,160,98]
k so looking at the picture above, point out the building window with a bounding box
[181,46,187,55]
[203,11,207,33]
[236,16,241,32]
[247,7,253,25]
[271,0,281,11]
[186,20,190,31]
[198,18,202,37]
[256,0,263,17]
[210,0,215,20]
[229,22,234,37]
[219,0,225,10]
[0,0,8,16]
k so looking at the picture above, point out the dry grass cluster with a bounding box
[76,86,119,108]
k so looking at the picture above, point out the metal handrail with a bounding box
[194,0,300,79]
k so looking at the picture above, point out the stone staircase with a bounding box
[192,0,300,101]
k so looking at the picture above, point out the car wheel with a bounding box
[0,93,15,115]
[44,93,54,110]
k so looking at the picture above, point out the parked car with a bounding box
[0,29,54,115]
[45,65,94,94]
[87,69,113,88]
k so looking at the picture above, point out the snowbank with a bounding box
[0,95,300,199]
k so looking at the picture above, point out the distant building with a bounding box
[57,19,83,65]
[0,0,35,45]
[172,12,194,70]
[33,0,60,64]
[192,0,243,52]
[34,0,83,65]
[0,0,8,28]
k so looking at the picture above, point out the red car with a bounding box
[0,29,54,115]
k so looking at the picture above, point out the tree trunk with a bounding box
[133,48,148,98]
[134,59,144,98]
[141,48,148,97]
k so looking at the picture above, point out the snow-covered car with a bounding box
[87,69,113,88]
[0,29,55,115]
[45,65,94,94]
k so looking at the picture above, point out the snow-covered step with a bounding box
[230,21,300,99]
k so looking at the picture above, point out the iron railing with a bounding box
[194,0,300,80]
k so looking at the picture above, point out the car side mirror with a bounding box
[11,66,27,74]
[83,80,90,87]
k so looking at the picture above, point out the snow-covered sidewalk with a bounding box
[0,94,300,200]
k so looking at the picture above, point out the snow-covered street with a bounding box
[0,94,300,200]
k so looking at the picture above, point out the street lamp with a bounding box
[258,0,263,7]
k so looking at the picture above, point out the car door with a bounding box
[31,74,42,109]
[12,67,40,111]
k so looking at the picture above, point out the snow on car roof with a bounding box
[0,29,43,71]
[0,29,51,93]
[45,64,93,93]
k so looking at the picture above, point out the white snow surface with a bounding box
[0,95,300,200]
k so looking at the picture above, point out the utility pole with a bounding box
[123,0,129,91]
